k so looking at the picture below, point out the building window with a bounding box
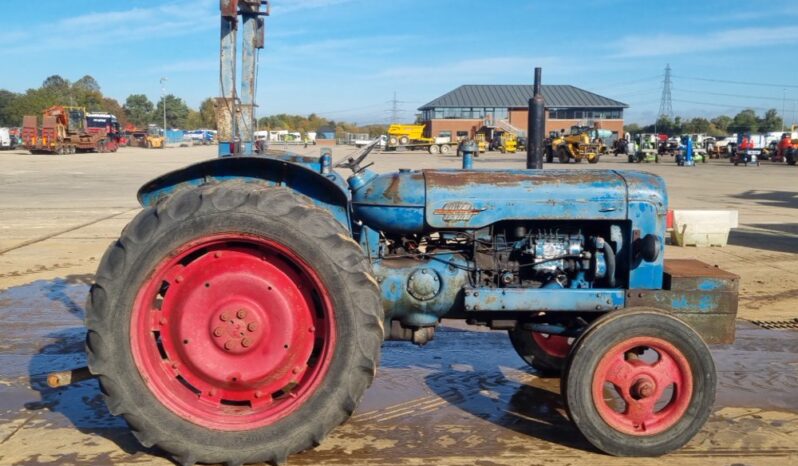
[547,108,623,120]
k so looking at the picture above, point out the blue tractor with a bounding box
[85,133,740,465]
[80,2,739,465]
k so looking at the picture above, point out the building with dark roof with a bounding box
[418,84,628,142]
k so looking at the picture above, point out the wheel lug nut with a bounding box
[213,327,224,337]
[254,391,263,398]
[175,275,183,283]
[308,326,315,332]
[247,323,257,332]
[241,338,252,348]
[214,251,222,258]
[209,388,217,396]
[224,340,234,350]
[159,318,167,325]
[237,309,248,319]
[220,312,231,322]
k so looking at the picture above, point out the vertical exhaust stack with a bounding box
[527,67,545,169]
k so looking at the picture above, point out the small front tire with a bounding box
[562,308,716,457]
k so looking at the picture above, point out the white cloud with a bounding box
[611,26,798,58]
[1,0,218,54]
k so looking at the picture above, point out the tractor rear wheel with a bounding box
[86,182,384,466]
[562,308,715,457]
[508,330,572,374]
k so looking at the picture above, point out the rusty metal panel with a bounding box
[215,98,235,143]
[627,289,738,315]
[424,169,628,229]
[672,313,736,344]
[220,0,238,17]
[664,259,740,292]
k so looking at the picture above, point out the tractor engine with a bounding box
[474,225,612,290]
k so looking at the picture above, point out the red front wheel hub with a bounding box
[130,233,336,431]
[592,337,693,436]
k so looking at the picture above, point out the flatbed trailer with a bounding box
[21,107,120,155]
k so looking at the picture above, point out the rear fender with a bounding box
[137,155,352,231]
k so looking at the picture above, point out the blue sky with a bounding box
[2,0,797,124]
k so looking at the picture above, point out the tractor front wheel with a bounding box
[562,308,715,456]
[86,182,384,465]
[508,330,572,374]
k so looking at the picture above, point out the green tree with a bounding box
[101,97,128,127]
[0,90,20,127]
[711,115,732,133]
[730,109,758,133]
[682,117,711,134]
[74,75,101,93]
[758,108,783,133]
[623,123,641,134]
[198,98,217,129]
[154,94,190,128]
[42,75,70,91]
[185,110,203,130]
[123,94,154,128]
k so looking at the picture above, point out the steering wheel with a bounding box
[334,138,381,173]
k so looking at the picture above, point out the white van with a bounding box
[0,128,13,150]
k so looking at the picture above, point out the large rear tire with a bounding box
[86,182,384,465]
[562,308,715,457]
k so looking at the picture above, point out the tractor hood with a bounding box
[352,169,666,234]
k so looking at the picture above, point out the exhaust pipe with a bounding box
[527,67,545,169]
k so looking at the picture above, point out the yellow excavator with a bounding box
[546,126,606,164]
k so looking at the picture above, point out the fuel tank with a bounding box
[351,169,666,234]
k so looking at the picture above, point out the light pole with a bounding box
[160,77,168,141]
[782,88,787,132]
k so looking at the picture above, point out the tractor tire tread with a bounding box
[86,181,384,466]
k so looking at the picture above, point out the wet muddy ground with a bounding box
[0,278,796,465]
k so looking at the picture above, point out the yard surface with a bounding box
[0,145,796,465]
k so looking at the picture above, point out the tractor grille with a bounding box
[750,319,798,330]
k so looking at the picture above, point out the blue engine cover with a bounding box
[351,169,666,233]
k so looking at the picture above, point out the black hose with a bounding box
[603,242,616,288]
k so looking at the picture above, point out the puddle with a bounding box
[0,277,796,464]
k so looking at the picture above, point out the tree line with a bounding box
[624,108,786,137]
[0,75,386,136]
[0,75,216,130]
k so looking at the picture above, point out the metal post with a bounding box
[239,1,259,155]
[462,140,476,169]
[218,0,238,157]
[527,67,545,169]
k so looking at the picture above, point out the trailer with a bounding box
[385,123,459,154]
[22,106,120,155]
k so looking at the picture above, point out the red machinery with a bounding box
[21,106,120,155]
[773,133,796,165]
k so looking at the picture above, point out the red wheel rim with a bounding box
[130,233,336,431]
[592,337,693,436]
[531,332,571,358]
